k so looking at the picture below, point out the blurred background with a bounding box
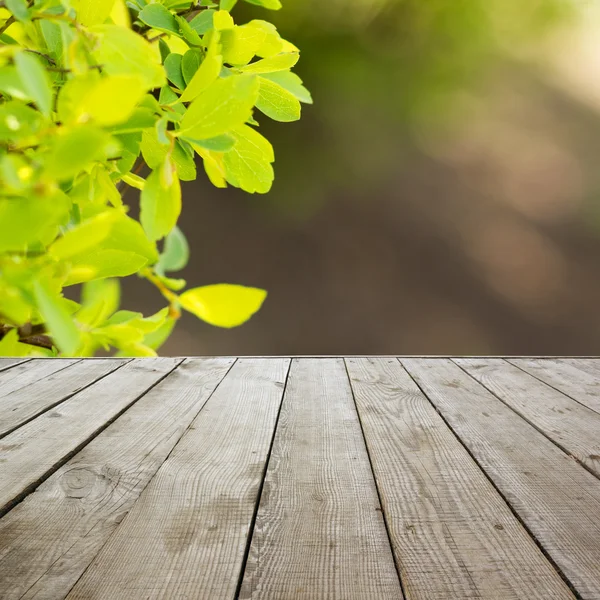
[126,0,600,355]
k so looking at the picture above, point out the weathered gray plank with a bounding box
[456,358,600,477]
[0,359,79,400]
[508,358,600,414]
[0,359,126,439]
[346,357,574,600]
[240,358,402,600]
[0,358,180,516]
[66,358,290,600]
[0,359,30,373]
[402,358,600,600]
[0,358,234,600]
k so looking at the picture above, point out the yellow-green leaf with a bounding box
[59,74,147,126]
[14,52,52,117]
[33,280,81,355]
[179,283,267,328]
[179,74,259,139]
[50,211,117,260]
[140,160,182,241]
[71,0,117,26]
[222,124,274,193]
[256,76,300,122]
[44,126,116,182]
[90,25,165,89]
[179,33,223,102]
[240,52,298,74]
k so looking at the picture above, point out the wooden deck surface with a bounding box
[0,357,599,599]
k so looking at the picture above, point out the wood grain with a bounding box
[0,358,234,600]
[508,358,600,414]
[346,357,574,600]
[456,358,600,477]
[402,358,600,600]
[0,359,79,400]
[0,359,126,438]
[66,358,290,600]
[240,358,402,600]
[0,359,30,373]
[0,358,180,516]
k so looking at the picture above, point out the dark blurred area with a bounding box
[125,0,600,355]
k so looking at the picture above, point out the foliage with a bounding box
[0,0,311,357]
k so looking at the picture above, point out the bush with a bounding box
[0,0,310,357]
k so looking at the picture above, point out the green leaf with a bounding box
[5,0,29,22]
[77,279,121,327]
[156,225,189,274]
[44,126,116,182]
[256,76,301,122]
[221,0,237,11]
[185,133,235,152]
[243,0,281,9]
[213,9,234,30]
[90,25,166,89]
[50,212,117,260]
[240,52,299,74]
[39,20,64,62]
[138,3,179,34]
[0,329,37,357]
[221,24,268,66]
[175,15,203,46]
[179,33,222,102]
[189,9,215,34]
[102,212,159,262]
[158,38,171,62]
[0,194,70,252]
[106,107,158,134]
[262,69,312,103]
[33,279,81,355]
[66,250,149,285]
[181,49,203,85]
[0,67,31,102]
[143,316,175,350]
[59,73,147,126]
[179,74,259,139]
[140,160,182,241]
[70,0,117,26]
[164,53,186,90]
[222,124,274,193]
[0,100,43,143]
[179,284,267,328]
[141,129,196,181]
[14,52,52,117]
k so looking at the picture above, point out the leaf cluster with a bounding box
[0,0,310,356]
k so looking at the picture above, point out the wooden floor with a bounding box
[1,358,599,599]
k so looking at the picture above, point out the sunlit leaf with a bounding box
[256,76,301,121]
[14,52,52,117]
[156,225,189,274]
[179,74,259,139]
[33,279,81,355]
[179,283,267,328]
[140,160,182,241]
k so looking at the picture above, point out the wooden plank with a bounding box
[508,358,600,414]
[0,359,127,439]
[346,357,574,600]
[0,358,234,600]
[402,358,600,600]
[0,358,180,517]
[0,358,30,373]
[0,359,79,399]
[456,358,600,477]
[240,358,402,600]
[66,358,290,600]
